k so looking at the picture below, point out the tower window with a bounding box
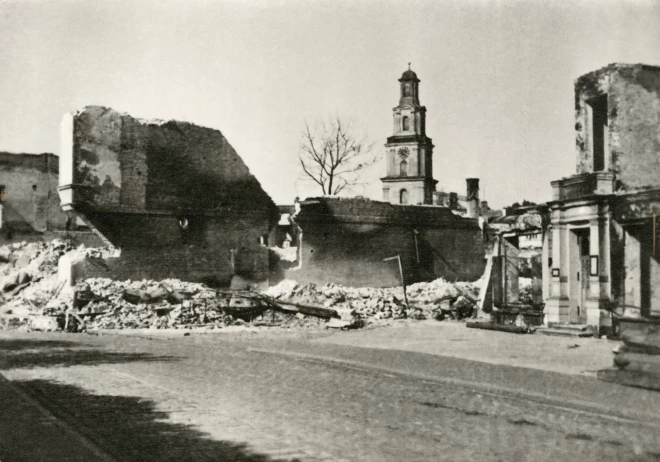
[588,94,608,172]
[400,160,408,177]
[403,83,412,97]
[400,189,408,205]
[402,116,410,131]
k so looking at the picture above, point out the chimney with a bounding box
[466,178,480,218]
[449,192,458,210]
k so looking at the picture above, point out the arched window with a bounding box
[400,189,408,205]
[402,116,410,131]
[403,83,411,97]
[400,160,408,177]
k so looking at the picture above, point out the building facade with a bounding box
[381,67,437,205]
[546,64,660,334]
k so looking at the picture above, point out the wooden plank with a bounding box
[477,254,493,313]
[270,299,340,319]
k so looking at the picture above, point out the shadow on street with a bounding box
[0,337,177,370]
[15,378,287,462]
[0,337,288,461]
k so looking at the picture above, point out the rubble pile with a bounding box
[0,240,77,330]
[0,239,482,332]
[54,278,325,331]
[264,277,481,323]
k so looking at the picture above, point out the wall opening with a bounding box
[400,189,408,205]
[400,160,408,177]
[402,116,410,131]
[588,94,608,172]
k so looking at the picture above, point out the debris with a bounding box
[28,315,59,332]
[466,321,529,334]
[0,238,483,332]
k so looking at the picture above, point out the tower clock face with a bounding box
[398,148,409,159]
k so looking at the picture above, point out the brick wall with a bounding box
[286,197,485,287]
[60,106,278,285]
[0,152,69,236]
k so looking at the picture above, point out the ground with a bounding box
[1,322,660,462]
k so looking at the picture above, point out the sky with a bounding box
[1,0,659,208]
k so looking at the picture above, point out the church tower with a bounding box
[381,66,436,205]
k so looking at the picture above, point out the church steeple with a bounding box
[399,63,420,106]
[392,65,426,137]
[381,66,436,205]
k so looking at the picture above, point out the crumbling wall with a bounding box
[59,106,278,286]
[287,198,485,287]
[610,65,660,191]
[574,63,660,191]
[0,152,68,237]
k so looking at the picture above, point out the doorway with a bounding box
[570,229,590,324]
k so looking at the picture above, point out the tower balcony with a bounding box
[551,172,614,201]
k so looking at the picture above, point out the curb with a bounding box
[246,347,660,428]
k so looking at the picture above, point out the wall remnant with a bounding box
[285,197,485,288]
[58,106,279,287]
[0,152,98,246]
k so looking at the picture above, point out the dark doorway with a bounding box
[589,94,608,172]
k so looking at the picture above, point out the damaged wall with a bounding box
[59,106,279,286]
[286,197,485,288]
[575,63,660,192]
[0,152,69,237]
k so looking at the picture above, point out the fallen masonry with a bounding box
[0,239,483,332]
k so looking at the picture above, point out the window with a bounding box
[400,160,408,177]
[402,116,410,131]
[588,94,608,172]
[403,83,411,97]
[400,189,408,204]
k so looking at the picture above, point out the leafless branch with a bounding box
[298,116,374,196]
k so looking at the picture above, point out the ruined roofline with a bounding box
[0,151,57,158]
[0,151,59,174]
[574,62,660,82]
[297,196,481,228]
[72,105,237,146]
[74,105,184,128]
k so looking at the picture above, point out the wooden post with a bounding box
[413,229,420,263]
[384,255,409,306]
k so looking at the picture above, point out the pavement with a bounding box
[316,320,617,376]
[1,321,660,462]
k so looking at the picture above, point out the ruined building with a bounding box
[547,64,660,334]
[284,196,485,288]
[58,106,279,287]
[381,66,437,205]
[0,152,97,245]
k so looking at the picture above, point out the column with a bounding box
[546,215,569,324]
[586,220,601,327]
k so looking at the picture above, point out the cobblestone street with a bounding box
[2,328,660,461]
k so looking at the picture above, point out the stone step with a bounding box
[535,327,593,338]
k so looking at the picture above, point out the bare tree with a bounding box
[299,116,376,195]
